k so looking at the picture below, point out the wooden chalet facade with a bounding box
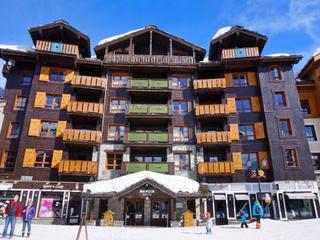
[0,21,318,226]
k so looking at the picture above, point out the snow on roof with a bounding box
[0,45,34,52]
[83,171,200,194]
[313,47,320,57]
[265,53,291,57]
[212,26,232,40]
[98,28,145,45]
[199,56,210,63]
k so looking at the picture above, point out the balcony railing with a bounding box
[35,40,79,57]
[193,78,226,90]
[221,47,259,59]
[195,104,228,116]
[63,129,102,144]
[67,101,103,115]
[105,54,195,66]
[122,162,174,175]
[58,160,97,175]
[196,131,231,144]
[128,79,169,89]
[127,104,169,115]
[198,162,235,175]
[71,75,106,89]
[127,132,169,143]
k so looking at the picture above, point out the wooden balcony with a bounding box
[58,160,97,175]
[67,101,103,116]
[193,78,226,90]
[121,162,174,175]
[196,131,231,144]
[35,40,79,57]
[63,129,102,144]
[71,75,106,89]
[221,47,259,59]
[195,104,228,116]
[128,79,169,90]
[127,104,169,116]
[198,162,235,175]
[105,54,195,66]
[126,132,169,144]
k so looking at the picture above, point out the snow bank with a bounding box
[83,171,200,194]
[265,53,291,57]
[0,45,34,52]
[212,26,232,40]
[98,28,145,45]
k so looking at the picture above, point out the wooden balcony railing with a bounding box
[105,54,195,66]
[193,78,226,90]
[128,79,169,89]
[58,160,97,175]
[127,132,169,143]
[127,104,169,115]
[63,129,102,144]
[36,40,79,57]
[196,131,231,144]
[67,101,103,115]
[195,104,228,116]
[198,162,235,175]
[71,75,106,89]
[122,162,174,175]
[221,47,259,59]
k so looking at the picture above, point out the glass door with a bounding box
[125,199,144,226]
[151,199,170,226]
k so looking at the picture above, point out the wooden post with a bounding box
[76,198,89,240]
[169,39,173,56]
[129,38,133,55]
[149,31,153,56]
[104,46,109,60]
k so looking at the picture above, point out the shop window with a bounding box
[13,96,27,111]
[305,125,317,141]
[38,192,63,218]
[285,149,299,167]
[112,75,128,88]
[274,91,287,107]
[172,101,188,114]
[279,119,292,136]
[270,66,282,80]
[7,122,20,138]
[49,69,65,83]
[239,124,254,140]
[107,125,124,141]
[233,73,248,87]
[20,72,33,86]
[35,150,53,168]
[173,126,189,142]
[45,95,62,110]
[311,153,320,171]
[171,77,189,89]
[110,99,126,113]
[241,152,258,170]
[236,98,251,113]
[0,150,15,169]
[106,153,122,170]
[300,100,311,115]
[174,153,190,170]
[40,121,57,137]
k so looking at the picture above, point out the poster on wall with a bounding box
[38,198,62,218]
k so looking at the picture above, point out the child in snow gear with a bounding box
[240,210,248,228]
[204,212,213,234]
[22,199,36,238]
[2,194,22,239]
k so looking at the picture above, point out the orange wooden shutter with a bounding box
[227,98,236,113]
[254,122,266,139]
[64,70,75,83]
[0,150,7,168]
[56,121,67,137]
[225,73,233,87]
[39,67,50,81]
[61,94,71,109]
[232,152,242,170]
[247,72,257,86]
[23,148,36,167]
[52,150,63,168]
[229,123,240,140]
[251,97,261,112]
[28,119,41,136]
[34,92,46,108]
[258,151,269,169]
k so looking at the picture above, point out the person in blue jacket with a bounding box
[21,199,36,238]
[240,210,248,228]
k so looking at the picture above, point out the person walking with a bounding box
[2,194,22,239]
[240,210,248,228]
[21,199,35,238]
[204,212,213,234]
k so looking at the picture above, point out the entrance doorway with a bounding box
[125,199,144,226]
[151,199,170,227]
[215,200,228,225]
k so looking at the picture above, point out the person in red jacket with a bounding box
[2,194,22,239]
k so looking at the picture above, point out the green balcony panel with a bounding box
[150,79,168,88]
[128,132,147,142]
[127,163,147,172]
[129,104,148,114]
[149,105,168,114]
[131,79,149,88]
[148,133,169,142]
[148,163,169,173]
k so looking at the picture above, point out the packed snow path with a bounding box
[1,219,319,240]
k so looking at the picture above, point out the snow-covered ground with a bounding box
[1,219,319,240]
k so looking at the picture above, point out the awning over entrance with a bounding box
[214,194,226,200]
[235,194,249,201]
[285,192,316,200]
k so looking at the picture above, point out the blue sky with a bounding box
[1,0,320,88]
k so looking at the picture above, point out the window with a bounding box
[311,153,320,171]
[172,77,189,89]
[174,153,190,170]
[49,69,65,83]
[236,99,251,113]
[279,119,292,136]
[305,125,317,141]
[300,100,311,115]
[112,75,128,88]
[285,149,299,167]
[173,127,189,142]
[0,150,15,169]
[14,96,27,111]
[7,122,20,138]
[242,153,258,170]
[106,153,122,170]
[40,121,57,137]
[172,101,188,114]
[35,150,52,168]
[45,95,62,110]
[108,125,125,141]
[21,72,33,86]
[134,156,163,163]
[270,66,282,80]
[110,99,126,113]
[274,91,287,107]
[239,124,254,140]
[233,73,248,87]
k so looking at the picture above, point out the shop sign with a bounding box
[139,189,155,197]
[42,184,64,190]
[0,183,13,190]
[20,176,33,181]
[176,202,183,208]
